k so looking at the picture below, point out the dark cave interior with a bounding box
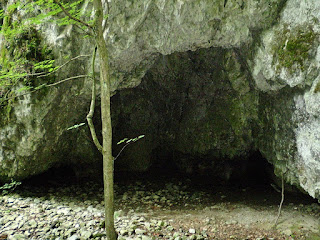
[24,151,270,186]
[21,150,317,205]
[18,150,319,210]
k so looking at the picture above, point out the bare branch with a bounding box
[274,173,285,228]
[0,88,38,103]
[106,0,110,15]
[1,55,91,103]
[114,136,145,161]
[0,75,90,103]
[86,46,103,153]
[53,0,93,29]
[37,55,91,78]
[73,23,93,37]
[113,143,130,161]
[46,75,89,87]
[13,54,91,79]
[102,18,108,33]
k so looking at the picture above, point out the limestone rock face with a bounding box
[108,0,284,72]
[1,0,320,200]
[252,0,320,199]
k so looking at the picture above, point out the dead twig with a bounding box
[274,173,285,228]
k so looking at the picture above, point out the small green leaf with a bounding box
[34,84,47,90]
[117,138,128,145]
[67,122,86,130]
[118,135,145,145]
[0,179,21,195]
[17,86,32,93]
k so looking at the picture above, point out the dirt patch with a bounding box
[115,175,320,239]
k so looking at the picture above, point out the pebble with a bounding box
[80,230,92,239]
[119,229,129,235]
[1,179,314,240]
[0,181,195,240]
[135,228,146,235]
[282,229,292,236]
[67,234,80,240]
[141,236,152,240]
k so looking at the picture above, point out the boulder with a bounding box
[252,0,320,199]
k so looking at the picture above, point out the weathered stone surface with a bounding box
[1,0,282,182]
[252,0,320,198]
[107,0,285,71]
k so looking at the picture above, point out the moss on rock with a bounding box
[272,25,318,73]
[0,23,54,125]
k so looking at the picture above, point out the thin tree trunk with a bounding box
[87,46,103,154]
[92,0,117,239]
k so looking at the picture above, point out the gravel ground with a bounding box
[0,174,319,240]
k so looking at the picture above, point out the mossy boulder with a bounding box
[273,25,317,73]
[252,0,320,199]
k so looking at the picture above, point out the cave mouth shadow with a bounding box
[114,150,317,206]
[19,151,317,206]
[139,151,273,188]
[22,163,103,188]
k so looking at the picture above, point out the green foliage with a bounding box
[0,179,21,195]
[26,0,95,29]
[117,135,145,145]
[0,1,64,121]
[114,135,145,161]
[0,0,98,123]
[67,122,86,130]
[0,0,93,95]
[0,24,55,122]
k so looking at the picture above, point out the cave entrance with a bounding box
[115,150,273,189]
[22,151,275,195]
[111,47,259,186]
[113,150,318,207]
[110,48,303,200]
[19,47,316,206]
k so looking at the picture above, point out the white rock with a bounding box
[67,235,80,240]
[135,228,146,235]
